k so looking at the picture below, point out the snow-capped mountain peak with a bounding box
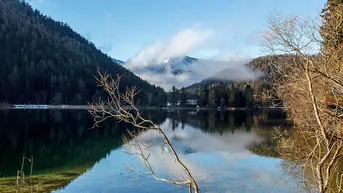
[123,56,198,75]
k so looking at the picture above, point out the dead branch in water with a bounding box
[88,71,199,193]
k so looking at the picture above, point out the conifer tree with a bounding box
[320,0,343,53]
[208,86,216,107]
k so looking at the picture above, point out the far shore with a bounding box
[0,104,285,111]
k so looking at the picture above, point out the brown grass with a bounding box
[0,171,81,193]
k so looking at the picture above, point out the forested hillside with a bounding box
[185,56,275,91]
[177,56,285,108]
[0,0,166,105]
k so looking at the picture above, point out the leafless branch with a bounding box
[263,12,343,193]
[89,70,200,193]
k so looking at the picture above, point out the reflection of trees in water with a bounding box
[165,110,285,134]
[0,109,284,177]
[276,129,343,193]
[0,109,167,177]
[247,111,288,158]
[164,110,286,158]
[166,110,252,134]
[248,135,280,158]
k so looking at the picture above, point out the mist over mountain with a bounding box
[124,56,198,75]
[185,57,267,91]
[122,53,259,90]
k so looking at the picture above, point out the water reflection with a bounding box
[0,110,120,177]
[0,109,299,192]
[124,118,264,179]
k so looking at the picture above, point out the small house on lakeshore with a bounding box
[186,95,200,106]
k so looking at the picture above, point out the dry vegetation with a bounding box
[0,172,80,193]
[262,3,343,192]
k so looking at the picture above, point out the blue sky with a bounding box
[28,0,326,61]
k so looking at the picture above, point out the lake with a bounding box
[0,109,303,193]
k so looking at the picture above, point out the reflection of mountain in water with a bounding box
[122,110,287,190]
[0,109,286,192]
[0,110,117,177]
[164,109,286,157]
[0,110,167,177]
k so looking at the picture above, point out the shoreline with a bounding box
[0,104,285,111]
[0,104,91,110]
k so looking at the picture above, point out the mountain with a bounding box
[124,55,254,90]
[185,57,265,91]
[161,56,198,75]
[0,0,166,105]
[185,78,232,91]
[181,55,283,107]
[125,56,199,75]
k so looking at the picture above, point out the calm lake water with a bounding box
[0,109,303,193]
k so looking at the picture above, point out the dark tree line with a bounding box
[183,55,294,108]
[168,82,254,108]
[199,82,254,108]
[0,0,167,105]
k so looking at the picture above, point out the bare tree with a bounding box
[263,12,343,193]
[88,72,199,193]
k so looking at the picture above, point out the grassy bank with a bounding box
[0,171,81,193]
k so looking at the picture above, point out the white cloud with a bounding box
[127,56,258,90]
[123,118,263,181]
[161,28,212,60]
[208,59,264,82]
[126,27,213,69]
[123,28,263,90]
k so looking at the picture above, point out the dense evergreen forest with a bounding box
[168,82,255,108]
[172,56,282,108]
[0,0,166,105]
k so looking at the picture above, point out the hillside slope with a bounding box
[181,55,282,107]
[0,0,166,105]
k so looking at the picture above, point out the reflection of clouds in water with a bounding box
[160,119,263,153]
[123,118,300,192]
[124,118,264,181]
[57,117,301,193]
[249,169,274,183]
